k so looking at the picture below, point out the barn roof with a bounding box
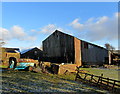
[1,47,20,53]
[43,30,107,50]
[21,48,34,54]
[21,47,42,54]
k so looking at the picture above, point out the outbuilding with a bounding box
[21,47,43,61]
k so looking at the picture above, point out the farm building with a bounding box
[0,47,20,68]
[110,50,120,65]
[43,30,108,67]
[21,47,43,60]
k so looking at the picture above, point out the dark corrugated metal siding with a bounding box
[43,31,61,57]
[21,47,43,60]
[81,41,108,65]
[59,31,74,63]
[43,30,74,63]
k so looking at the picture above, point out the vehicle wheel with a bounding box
[28,66,34,72]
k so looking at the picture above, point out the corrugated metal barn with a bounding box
[21,47,43,60]
[43,30,108,66]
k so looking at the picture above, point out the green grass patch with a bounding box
[79,68,119,80]
[0,65,8,68]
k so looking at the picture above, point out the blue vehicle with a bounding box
[14,59,38,71]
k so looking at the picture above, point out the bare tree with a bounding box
[0,41,5,47]
[105,43,111,50]
[110,46,115,51]
[105,43,115,52]
[0,39,5,47]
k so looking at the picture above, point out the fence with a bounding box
[75,67,120,92]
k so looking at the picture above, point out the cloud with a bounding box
[39,24,72,35]
[0,25,36,41]
[30,29,36,32]
[69,12,118,41]
[11,25,27,40]
[69,18,84,30]
[0,27,12,40]
[39,24,62,34]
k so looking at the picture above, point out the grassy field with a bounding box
[0,70,112,93]
[79,68,119,80]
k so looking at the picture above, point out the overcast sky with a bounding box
[1,2,119,51]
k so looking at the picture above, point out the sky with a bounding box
[1,2,119,51]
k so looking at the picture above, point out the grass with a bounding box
[0,65,8,68]
[1,70,112,93]
[79,68,119,80]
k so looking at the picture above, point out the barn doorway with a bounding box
[8,57,17,69]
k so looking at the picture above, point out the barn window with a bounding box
[88,44,93,49]
[34,51,37,55]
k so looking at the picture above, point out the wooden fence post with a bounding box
[97,77,100,84]
[84,73,87,80]
[90,74,94,82]
[100,74,103,84]
[107,78,109,86]
[75,70,78,81]
[75,67,80,81]
[112,80,116,90]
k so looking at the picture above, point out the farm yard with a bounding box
[1,2,119,94]
[1,27,120,94]
[0,70,114,93]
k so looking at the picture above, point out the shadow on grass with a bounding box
[1,71,110,93]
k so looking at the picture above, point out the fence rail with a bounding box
[75,67,120,92]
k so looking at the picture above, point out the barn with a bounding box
[43,30,108,67]
[21,47,43,61]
